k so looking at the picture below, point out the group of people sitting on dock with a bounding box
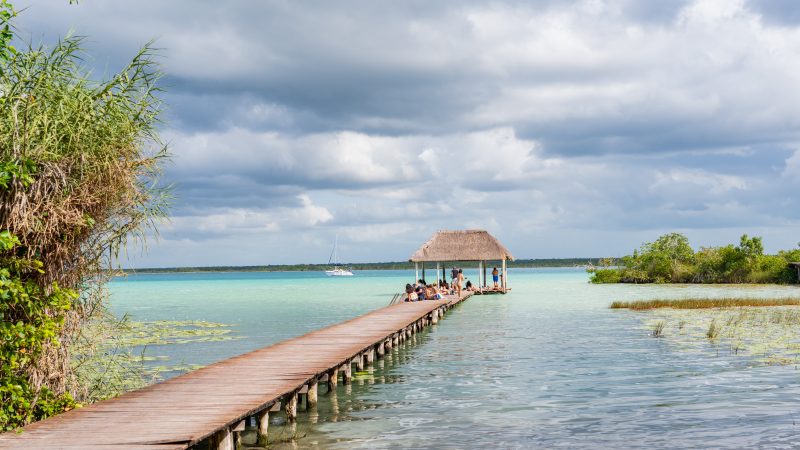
[404,265,504,301]
[405,280,441,301]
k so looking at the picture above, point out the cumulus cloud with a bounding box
[13,0,800,265]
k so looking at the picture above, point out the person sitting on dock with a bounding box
[405,283,418,302]
[416,283,427,300]
[492,267,499,288]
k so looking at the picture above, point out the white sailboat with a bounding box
[325,236,354,276]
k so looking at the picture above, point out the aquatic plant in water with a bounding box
[633,306,800,366]
[71,318,241,402]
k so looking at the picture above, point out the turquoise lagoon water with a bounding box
[109,268,800,448]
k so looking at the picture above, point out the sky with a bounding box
[13,0,800,267]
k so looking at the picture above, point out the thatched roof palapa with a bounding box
[409,230,514,262]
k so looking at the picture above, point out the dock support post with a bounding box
[393,333,399,346]
[285,392,298,422]
[376,342,384,358]
[431,309,438,324]
[356,355,365,371]
[308,381,318,408]
[367,348,375,365]
[256,409,270,446]
[342,363,352,384]
[385,338,392,351]
[328,367,338,392]
[209,427,234,450]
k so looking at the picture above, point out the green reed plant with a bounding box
[651,321,665,338]
[706,320,720,339]
[610,298,800,310]
[0,7,169,429]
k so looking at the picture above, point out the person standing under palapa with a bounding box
[456,268,464,297]
[451,266,458,287]
[492,267,499,289]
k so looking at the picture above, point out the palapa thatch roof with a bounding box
[409,230,514,262]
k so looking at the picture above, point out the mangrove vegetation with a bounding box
[589,233,800,284]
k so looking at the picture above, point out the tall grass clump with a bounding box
[0,9,169,429]
[589,233,800,284]
[610,298,800,310]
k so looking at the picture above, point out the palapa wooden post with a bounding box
[415,262,419,283]
[209,427,234,450]
[436,262,440,286]
[256,409,270,446]
[483,261,487,291]
[285,392,298,422]
[308,380,318,408]
[502,258,507,293]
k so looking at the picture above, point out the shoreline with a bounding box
[119,259,602,274]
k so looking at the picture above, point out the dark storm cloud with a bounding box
[12,0,800,266]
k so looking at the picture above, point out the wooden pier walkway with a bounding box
[0,293,473,450]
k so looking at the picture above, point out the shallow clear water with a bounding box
[110,268,800,449]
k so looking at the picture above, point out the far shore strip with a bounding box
[611,298,800,310]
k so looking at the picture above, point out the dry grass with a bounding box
[610,298,800,310]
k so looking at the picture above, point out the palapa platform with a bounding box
[0,293,472,450]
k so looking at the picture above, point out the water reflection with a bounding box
[245,276,800,449]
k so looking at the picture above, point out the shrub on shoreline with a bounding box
[590,233,800,284]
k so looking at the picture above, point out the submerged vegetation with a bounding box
[0,1,168,430]
[630,305,800,366]
[72,318,238,403]
[590,233,800,284]
[616,297,800,365]
[611,298,800,310]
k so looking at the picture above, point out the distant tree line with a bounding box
[124,258,601,274]
[589,233,800,284]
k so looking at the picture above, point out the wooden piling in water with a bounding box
[328,367,339,392]
[308,380,318,408]
[285,392,298,422]
[342,362,352,384]
[256,408,270,446]
[367,348,375,365]
[209,427,233,450]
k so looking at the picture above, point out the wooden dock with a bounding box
[0,293,472,450]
